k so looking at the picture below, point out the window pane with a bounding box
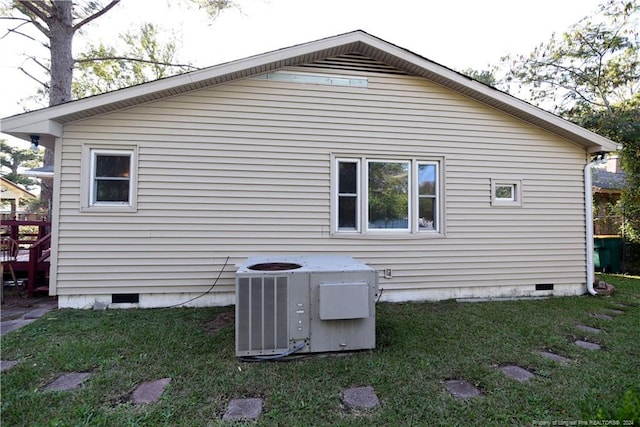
[338,196,357,229]
[418,198,436,230]
[95,180,129,202]
[418,164,436,196]
[368,161,409,229]
[338,162,357,194]
[96,155,130,178]
[495,185,514,200]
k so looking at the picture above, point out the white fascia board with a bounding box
[1,118,63,145]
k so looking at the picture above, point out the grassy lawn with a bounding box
[2,274,639,426]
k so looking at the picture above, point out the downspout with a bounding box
[584,154,606,296]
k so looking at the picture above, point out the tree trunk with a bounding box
[48,2,74,106]
[41,1,75,218]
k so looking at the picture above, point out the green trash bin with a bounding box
[594,236,623,273]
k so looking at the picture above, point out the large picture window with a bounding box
[335,157,441,235]
[367,161,409,230]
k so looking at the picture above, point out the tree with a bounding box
[1,139,44,214]
[502,0,638,116]
[1,0,236,214]
[72,22,197,99]
[1,140,42,190]
[502,0,640,245]
[459,67,500,87]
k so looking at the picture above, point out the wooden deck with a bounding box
[1,219,51,296]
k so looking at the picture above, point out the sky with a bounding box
[0,0,605,146]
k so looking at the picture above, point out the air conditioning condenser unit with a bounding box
[235,255,378,357]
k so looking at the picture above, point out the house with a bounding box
[0,31,618,308]
[1,176,37,218]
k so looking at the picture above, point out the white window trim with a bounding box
[80,144,138,213]
[416,160,440,232]
[491,178,523,207]
[335,158,361,232]
[332,155,444,238]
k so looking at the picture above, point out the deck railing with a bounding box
[1,219,51,295]
[28,233,51,297]
[1,219,51,247]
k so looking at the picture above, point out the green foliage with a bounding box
[503,0,639,115]
[73,23,196,99]
[593,389,640,423]
[0,140,42,190]
[459,67,500,87]
[503,0,640,243]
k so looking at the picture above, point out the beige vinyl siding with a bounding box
[53,65,588,297]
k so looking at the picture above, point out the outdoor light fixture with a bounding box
[30,134,40,151]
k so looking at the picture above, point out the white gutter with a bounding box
[584,158,601,296]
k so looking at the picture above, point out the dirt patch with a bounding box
[203,311,234,335]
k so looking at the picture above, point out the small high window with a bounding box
[491,179,522,207]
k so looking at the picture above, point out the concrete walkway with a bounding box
[1,295,57,336]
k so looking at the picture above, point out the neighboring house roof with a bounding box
[0,30,618,154]
[592,168,626,192]
[1,176,37,201]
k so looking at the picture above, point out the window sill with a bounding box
[331,231,446,240]
[80,205,137,214]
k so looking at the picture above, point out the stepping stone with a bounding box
[611,302,632,308]
[499,365,535,382]
[576,324,601,334]
[538,351,571,364]
[222,398,263,421]
[607,309,624,315]
[591,313,613,320]
[1,360,19,371]
[445,379,481,399]
[130,378,171,404]
[574,340,601,350]
[342,386,379,409]
[44,372,91,391]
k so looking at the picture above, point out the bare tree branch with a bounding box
[16,1,50,22]
[73,0,121,31]
[1,21,34,40]
[18,66,49,89]
[27,55,50,73]
[15,0,51,37]
[75,55,199,70]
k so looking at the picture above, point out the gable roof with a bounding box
[1,176,37,201]
[0,30,618,154]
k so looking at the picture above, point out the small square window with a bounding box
[81,145,138,212]
[491,179,522,207]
